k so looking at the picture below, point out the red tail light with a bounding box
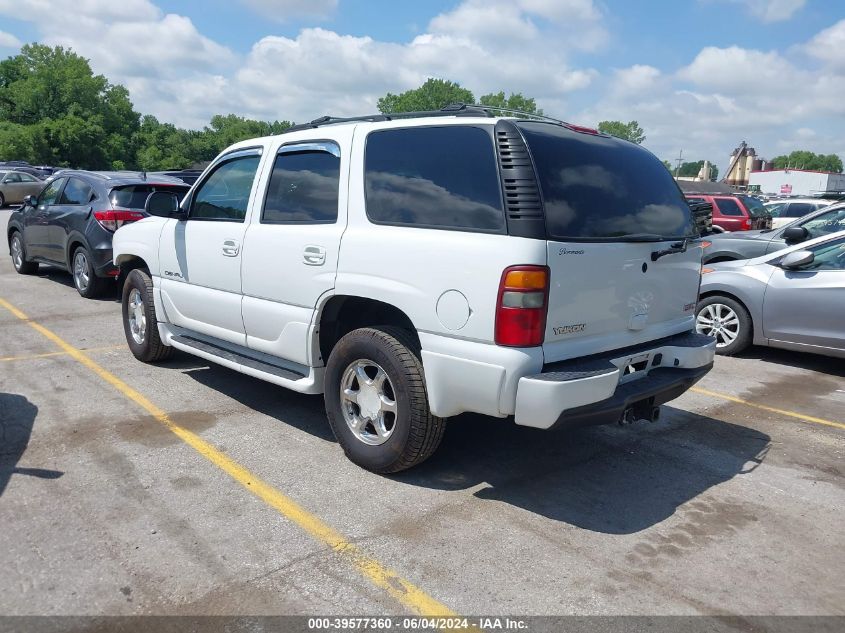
[93,210,145,232]
[495,265,550,347]
[744,217,752,229]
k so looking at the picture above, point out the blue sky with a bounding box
[0,0,842,170]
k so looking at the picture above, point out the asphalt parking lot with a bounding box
[1,207,843,618]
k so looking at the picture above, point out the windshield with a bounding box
[765,202,787,217]
[739,195,768,217]
[517,122,695,241]
[110,184,190,210]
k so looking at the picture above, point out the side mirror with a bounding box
[780,250,814,270]
[783,226,809,245]
[145,191,183,219]
[23,194,37,207]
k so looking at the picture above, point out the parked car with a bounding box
[697,230,845,357]
[113,107,715,473]
[684,193,772,232]
[763,197,834,229]
[0,170,45,207]
[7,171,190,297]
[702,202,845,263]
[149,169,204,186]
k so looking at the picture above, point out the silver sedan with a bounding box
[696,229,845,358]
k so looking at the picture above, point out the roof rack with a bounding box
[285,103,491,133]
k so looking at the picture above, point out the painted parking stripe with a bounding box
[0,297,456,616]
[0,344,124,362]
[691,386,845,431]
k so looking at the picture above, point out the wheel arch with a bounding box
[697,289,760,342]
[316,294,419,365]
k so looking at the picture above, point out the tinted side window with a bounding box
[801,208,845,238]
[785,202,814,217]
[38,178,65,206]
[714,198,742,216]
[19,173,37,183]
[766,202,787,216]
[191,155,260,221]
[806,238,845,271]
[5,173,21,183]
[59,178,93,205]
[262,149,340,223]
[365,126,505,232]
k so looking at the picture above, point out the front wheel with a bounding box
[122,268,173,363]
[10,231,38,275]
[695,295,752,356]
[325,327,445,473]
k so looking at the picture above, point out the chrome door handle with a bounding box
[222,239,240,257]
[303,245,326,266]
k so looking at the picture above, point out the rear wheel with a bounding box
[325,326,445,473]
[122,268,173,363]
[10,231,38,275]
[71,246,109,298]
[0,192,5,208]
[695,295,752,355]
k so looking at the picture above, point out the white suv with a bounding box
[113,106,716,472]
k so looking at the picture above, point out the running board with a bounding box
[171,334,306,381]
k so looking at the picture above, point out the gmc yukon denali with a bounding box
[112,106,716,473]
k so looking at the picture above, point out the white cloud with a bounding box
[805,19,845,70]
[706,0,806,23]
[677,46,798,92]
[239,0,338,21]
[0,30,20,48]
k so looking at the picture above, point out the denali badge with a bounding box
[558,248,585,255]
[164,270,184,279]
[553,323,586,335]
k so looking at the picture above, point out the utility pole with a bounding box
[674,149,683,178]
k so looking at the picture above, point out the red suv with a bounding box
[685,194,772,232]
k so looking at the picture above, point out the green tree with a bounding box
[677,160,718,180]
[0,44,140,168]
[770,151,843,173]
[478,91,542,116]
[597,120,645,144]
[661,159,673,171]
[378,78,474,114]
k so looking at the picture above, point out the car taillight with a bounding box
[495,265,549,347]
[743,217,752,229]
[93,209,145,232]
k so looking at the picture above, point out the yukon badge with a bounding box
[553,323,586,336]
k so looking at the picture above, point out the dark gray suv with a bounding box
[7,171,190,297]
[703,202,845,264]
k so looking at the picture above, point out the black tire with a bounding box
[325,326,445,473]
[9,231,38,275]
[121,268,173,363]
[71,245,109,298]
[695,295,752,356]
[0,192,5,208]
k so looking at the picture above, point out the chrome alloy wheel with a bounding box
[339,359,398,446]
[11,235,23,270]
[696,303,740,348]
[127,288,146,345]
[73,250,90,292]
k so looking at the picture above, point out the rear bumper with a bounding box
[514,332,715,430]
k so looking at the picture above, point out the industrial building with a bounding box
[748,169,845,196]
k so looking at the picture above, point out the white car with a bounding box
[765,198,835,229]
[113,106,715,472]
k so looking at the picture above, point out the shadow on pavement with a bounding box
[0,393,63,495]
[182,364,335,442]
[35,264,120,302]
[395,406,770,534]
[167,361,770,535]
[740,346,845,377]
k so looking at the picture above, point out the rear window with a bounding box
[738,195,767,217]
[364,126,505,232]
[714,198,743,216]
[110,184,190,210]
[517,122,695,241]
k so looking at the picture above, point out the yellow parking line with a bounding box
[0,345,124,362]
[691,386,845,431]
[0,297,455,616]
